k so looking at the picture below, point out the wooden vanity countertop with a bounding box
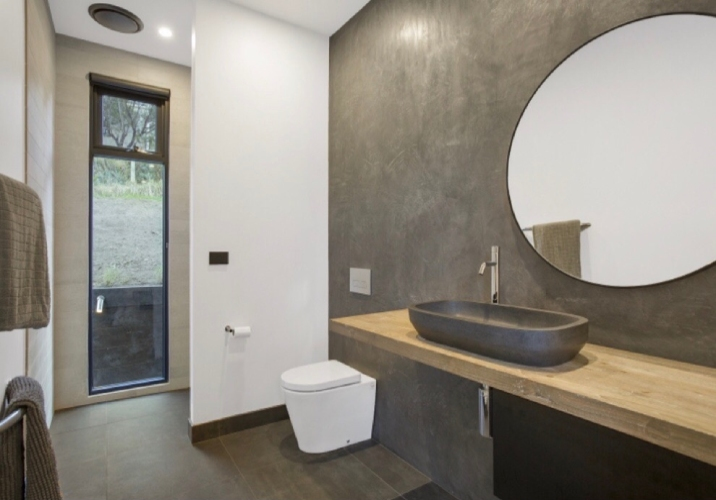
[330,309,716,467]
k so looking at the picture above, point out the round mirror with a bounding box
[508,14,716,287]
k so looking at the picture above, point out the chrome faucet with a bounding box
[479,246,499,304]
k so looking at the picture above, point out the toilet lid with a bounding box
[281,360,362,392]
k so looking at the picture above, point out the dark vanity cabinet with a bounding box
[492,390,716,500]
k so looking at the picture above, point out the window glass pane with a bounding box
[101,95,158,153]
[91,156,166,390]
[92,157,165,287]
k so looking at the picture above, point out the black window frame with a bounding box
[90,74,170,162]
[88,73,171,395]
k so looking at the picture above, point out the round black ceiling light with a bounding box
[88,4,144,34]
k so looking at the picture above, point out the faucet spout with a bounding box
[479,261,495,275]
[480,246,500,303]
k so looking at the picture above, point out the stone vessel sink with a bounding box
[408,301,588,367]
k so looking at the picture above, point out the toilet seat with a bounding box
[281,360,361,392]
[281,360,376,453]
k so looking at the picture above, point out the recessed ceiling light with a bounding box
[158,27,173,38]
[88,3,143,34]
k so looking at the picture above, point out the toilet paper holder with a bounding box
[225,325,251,338]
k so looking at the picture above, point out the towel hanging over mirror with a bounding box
[532,219,582,278]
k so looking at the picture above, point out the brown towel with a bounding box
[533,219,582,278]
[0,398,23,500]
[1,377,62,500]
[0,174,50,331]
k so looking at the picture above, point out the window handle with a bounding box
[96,295,105,314]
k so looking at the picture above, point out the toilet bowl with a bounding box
[281,360,376,454]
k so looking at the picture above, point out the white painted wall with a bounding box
[0,0,26,183]
[0,0,27,389]
[0,334,25,390]
[26,0,56,424]
[191,0,328,425]
[509,15,716,287]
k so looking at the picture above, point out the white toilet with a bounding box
[281,360,376,453]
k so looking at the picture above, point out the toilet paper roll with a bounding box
[225,325,251,337]
[233,326,251,337]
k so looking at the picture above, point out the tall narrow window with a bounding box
[88,74,170,394]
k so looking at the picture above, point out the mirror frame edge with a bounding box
[504,11,716,289]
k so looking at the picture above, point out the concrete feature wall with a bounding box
[54,36,191,409]
[26,0,56,423]
[0,0,26,392]
[330,332,497,500]
[191,0,329,425]
[329,0,716,368]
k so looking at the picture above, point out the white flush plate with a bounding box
[350,268,371,295]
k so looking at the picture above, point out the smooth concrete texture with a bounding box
[54,35,191,410]
[0,0,27,391]
[191,0,328,426]
[330,332,496,500]
[26,0,56,424]
[329,0,716,368]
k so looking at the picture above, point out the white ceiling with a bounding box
[48,0,195,66]
[227,0,370,36]
[48,0,370,68]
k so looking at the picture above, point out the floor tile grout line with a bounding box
[406,482,459,500]
[350,444,431,495]
[59,392,425,500]
[103,424,109,500]
[218,435,259,500]
[344,452,402,500]
[50,420,106,436]
[104,399,189,425]
[53,392,189,500]
[52,392,189,433]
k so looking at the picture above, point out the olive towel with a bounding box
[0,173,50,331]
[0,376,62,500]
[533,219,582,278]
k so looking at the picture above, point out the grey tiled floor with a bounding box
[51,390,458,500]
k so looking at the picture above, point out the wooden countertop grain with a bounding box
[330,309,716,467]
